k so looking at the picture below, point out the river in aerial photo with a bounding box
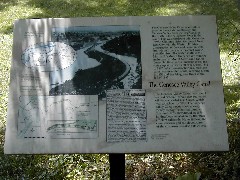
[49,45,101,86]
[49,26,142,98]
[94,42,140,89]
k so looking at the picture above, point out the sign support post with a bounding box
[109,153,125,180]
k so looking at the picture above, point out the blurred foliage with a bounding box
[176,172,201,180]
[0,151,110,179]
[0,0,239,179]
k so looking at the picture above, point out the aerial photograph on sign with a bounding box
[49,25,142,98]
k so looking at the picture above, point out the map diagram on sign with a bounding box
[21,42,77,71]
[17,95,98,139]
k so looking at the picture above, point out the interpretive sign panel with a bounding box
[4,16,229,154]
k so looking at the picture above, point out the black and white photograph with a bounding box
[49,25,142,98]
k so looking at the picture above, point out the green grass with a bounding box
[0,0,239,179]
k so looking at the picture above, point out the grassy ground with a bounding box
[0,0,239,179]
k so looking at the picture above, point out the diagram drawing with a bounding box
[17,95,98,139]
[21,42,77,71]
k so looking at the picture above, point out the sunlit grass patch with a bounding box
[155,3,193,15]
[0,3,43,33]
[221,53,240,85]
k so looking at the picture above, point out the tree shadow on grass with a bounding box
[0,141,110,179]
[0,0,239,179]
[0,0,18,11]
[0,0,238,51]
